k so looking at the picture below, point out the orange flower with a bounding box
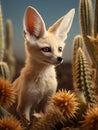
[82,107,98,130]
[51,89,79,119]
[0,116,23,130]
[31,107,65,130]
[0,78,16,108]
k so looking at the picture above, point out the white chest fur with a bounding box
[26,66,57,98]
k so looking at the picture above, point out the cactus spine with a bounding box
[5,19,16,80]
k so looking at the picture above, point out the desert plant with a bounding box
[73,48,96,104]
[0,116,23,130]
[5,19,16,80]
[0,4,4,62]
[0,106,11,119]
[1,0,98,130]
[72,35,84,88]
[29,90,79,130]
[72,35,84,64]
[0,3,17,124]
[80,0,98,92]
[0,78,16,109]
[51,89,79,120]
[0,62,10,80]
[82,107,98,130]
[72,31,96,105]
[0,4,10,80]
[31,107,65,130]
[94,0,98,37]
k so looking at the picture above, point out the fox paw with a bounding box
[20,113,31,127]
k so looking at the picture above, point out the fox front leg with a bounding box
[17,97,32,125]
[17,87,41,125]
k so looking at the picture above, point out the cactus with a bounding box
[0,4,10,80]
[73,48,96,104]
[51,89,79,119]
[0,62,10,80]
[72,35,84,88]
[5,19,16,80]
[0,106,10,119]
[72,35,95,104]
[0,78,16,109]
[94,0,98,37]
[80,0,98,92]
[80,0,92,36]
[0,3,16,126]
[82,107,98,130]
[79,0,95,64]
[72,35,84,63]
[0,0,98,129]
[0,116,23,130]
[0,4,4,61]
[31,107,65,130]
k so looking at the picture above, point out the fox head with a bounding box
[23,6,75,65]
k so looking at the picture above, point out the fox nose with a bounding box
[57,57,63,62]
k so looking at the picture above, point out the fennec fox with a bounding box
[13,6,75,124]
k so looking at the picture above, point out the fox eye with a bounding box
[58,47,62,52]
[41,47,51,52]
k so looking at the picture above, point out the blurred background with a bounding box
[1,0,94,90]
[2,0,81,61]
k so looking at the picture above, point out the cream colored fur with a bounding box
[13,6,75,124]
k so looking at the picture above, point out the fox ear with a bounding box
[23,6,46,40]
[48,9,75,41]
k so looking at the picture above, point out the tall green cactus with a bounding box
[0,4,4,61]
[0,3,13,121]
[0,62,10,80]
[0,4,10,80]
[72,35,84,64]
[74,48,96,104]
[5,19,16,80]
[94,0,98,37]
[80,0,98,92]
[79,0,95,64]
[72,35,84,89]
